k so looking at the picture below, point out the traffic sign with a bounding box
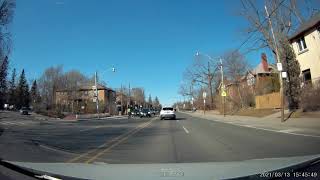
[277,63,283,71]
[221,91,227,97]
[203,92,207,99]
[282,71,287,78]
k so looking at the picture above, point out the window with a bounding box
[302,69,312,84]
[162,107,173,111]
[297,37,307,51]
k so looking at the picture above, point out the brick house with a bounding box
[218,53,280,110]
[55,84,116,114]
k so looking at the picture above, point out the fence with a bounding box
[255,92,281,109]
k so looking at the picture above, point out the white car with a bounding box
[160,107,176,120]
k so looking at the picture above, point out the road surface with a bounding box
[1,112,320,164]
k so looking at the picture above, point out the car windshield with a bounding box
[1,0,320,179]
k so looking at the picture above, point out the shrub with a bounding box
[301,81,320,111]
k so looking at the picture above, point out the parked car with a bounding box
[20,107,31,115]
[160,107,176,120]
[140,109,152,118]
[150,109,156,115]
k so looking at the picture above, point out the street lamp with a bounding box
[195,52,225,115]
[94,66,116,118]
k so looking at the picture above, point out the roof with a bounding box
[252,63,277,75]
[289,13,320,40]
[56,84,114,92]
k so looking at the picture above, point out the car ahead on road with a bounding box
[132,109,141,117]
[19,107,31,115]
[140,109,152,118]
[160,107,176,120]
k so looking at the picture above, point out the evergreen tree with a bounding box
[16,69,30,109]
[30,80,41,108]
[0,56,9,109]
[8,68,17,106]
[280,39,301,111]
[153,96,160,109]
[148,94,152,107]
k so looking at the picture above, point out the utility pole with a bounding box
[265,5,284,122]
[220,58,225,117]
[127,83,131,113]
[120,84,123,115]
[95,71,99,119]
[207,61,214,110]
[203,91,207,114]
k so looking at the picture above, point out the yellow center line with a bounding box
[66,120,152,163]
[85,119,155,163]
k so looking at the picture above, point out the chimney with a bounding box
[261,53,269,72]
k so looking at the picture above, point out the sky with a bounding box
[11,0,271,106]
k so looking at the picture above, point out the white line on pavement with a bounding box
[177,120,179,122]
[182,111,320,138]
[217,121,320,138]
[182,126,189,134]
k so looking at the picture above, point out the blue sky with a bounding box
[11,0,270,106]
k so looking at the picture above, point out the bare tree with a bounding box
[38,65,64,109]
[131,87,145,106]
[0,0,15,59]
[222,50,250,107]
[182,55,221,109]
[239,0,319,56]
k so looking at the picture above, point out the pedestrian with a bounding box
[127,107,131,119]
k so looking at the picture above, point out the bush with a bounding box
[36,106,65,119]
[301,82,320,111]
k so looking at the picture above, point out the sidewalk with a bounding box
[181,110,320,137]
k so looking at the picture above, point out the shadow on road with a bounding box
[159,117,187,120]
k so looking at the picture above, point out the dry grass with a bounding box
[234,108,279,117]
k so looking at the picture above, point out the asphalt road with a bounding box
[1,111,320,164]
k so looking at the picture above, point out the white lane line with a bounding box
[79,126,102,132]
[182,126,189,134]
[229,123,320,138]
[278,129,297,133]
[1,122,16,125]
[177,120,179,122]
[193,116,320,138]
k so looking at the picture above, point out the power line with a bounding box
[235,0,287,52]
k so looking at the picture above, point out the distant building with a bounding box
[241,53,279,95]
[289,13,320,86]
[217,53,280,110]
[55,84,116,114]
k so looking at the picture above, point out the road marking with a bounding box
[85,120,154,163]
[66,122,147,163]
[182,126,189,134]
[182,112,320,138]
[177,120,179,122]
[217,120,320,138]
[66,118,155,163]
[79,126,103,132]
[278,129,297,133]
